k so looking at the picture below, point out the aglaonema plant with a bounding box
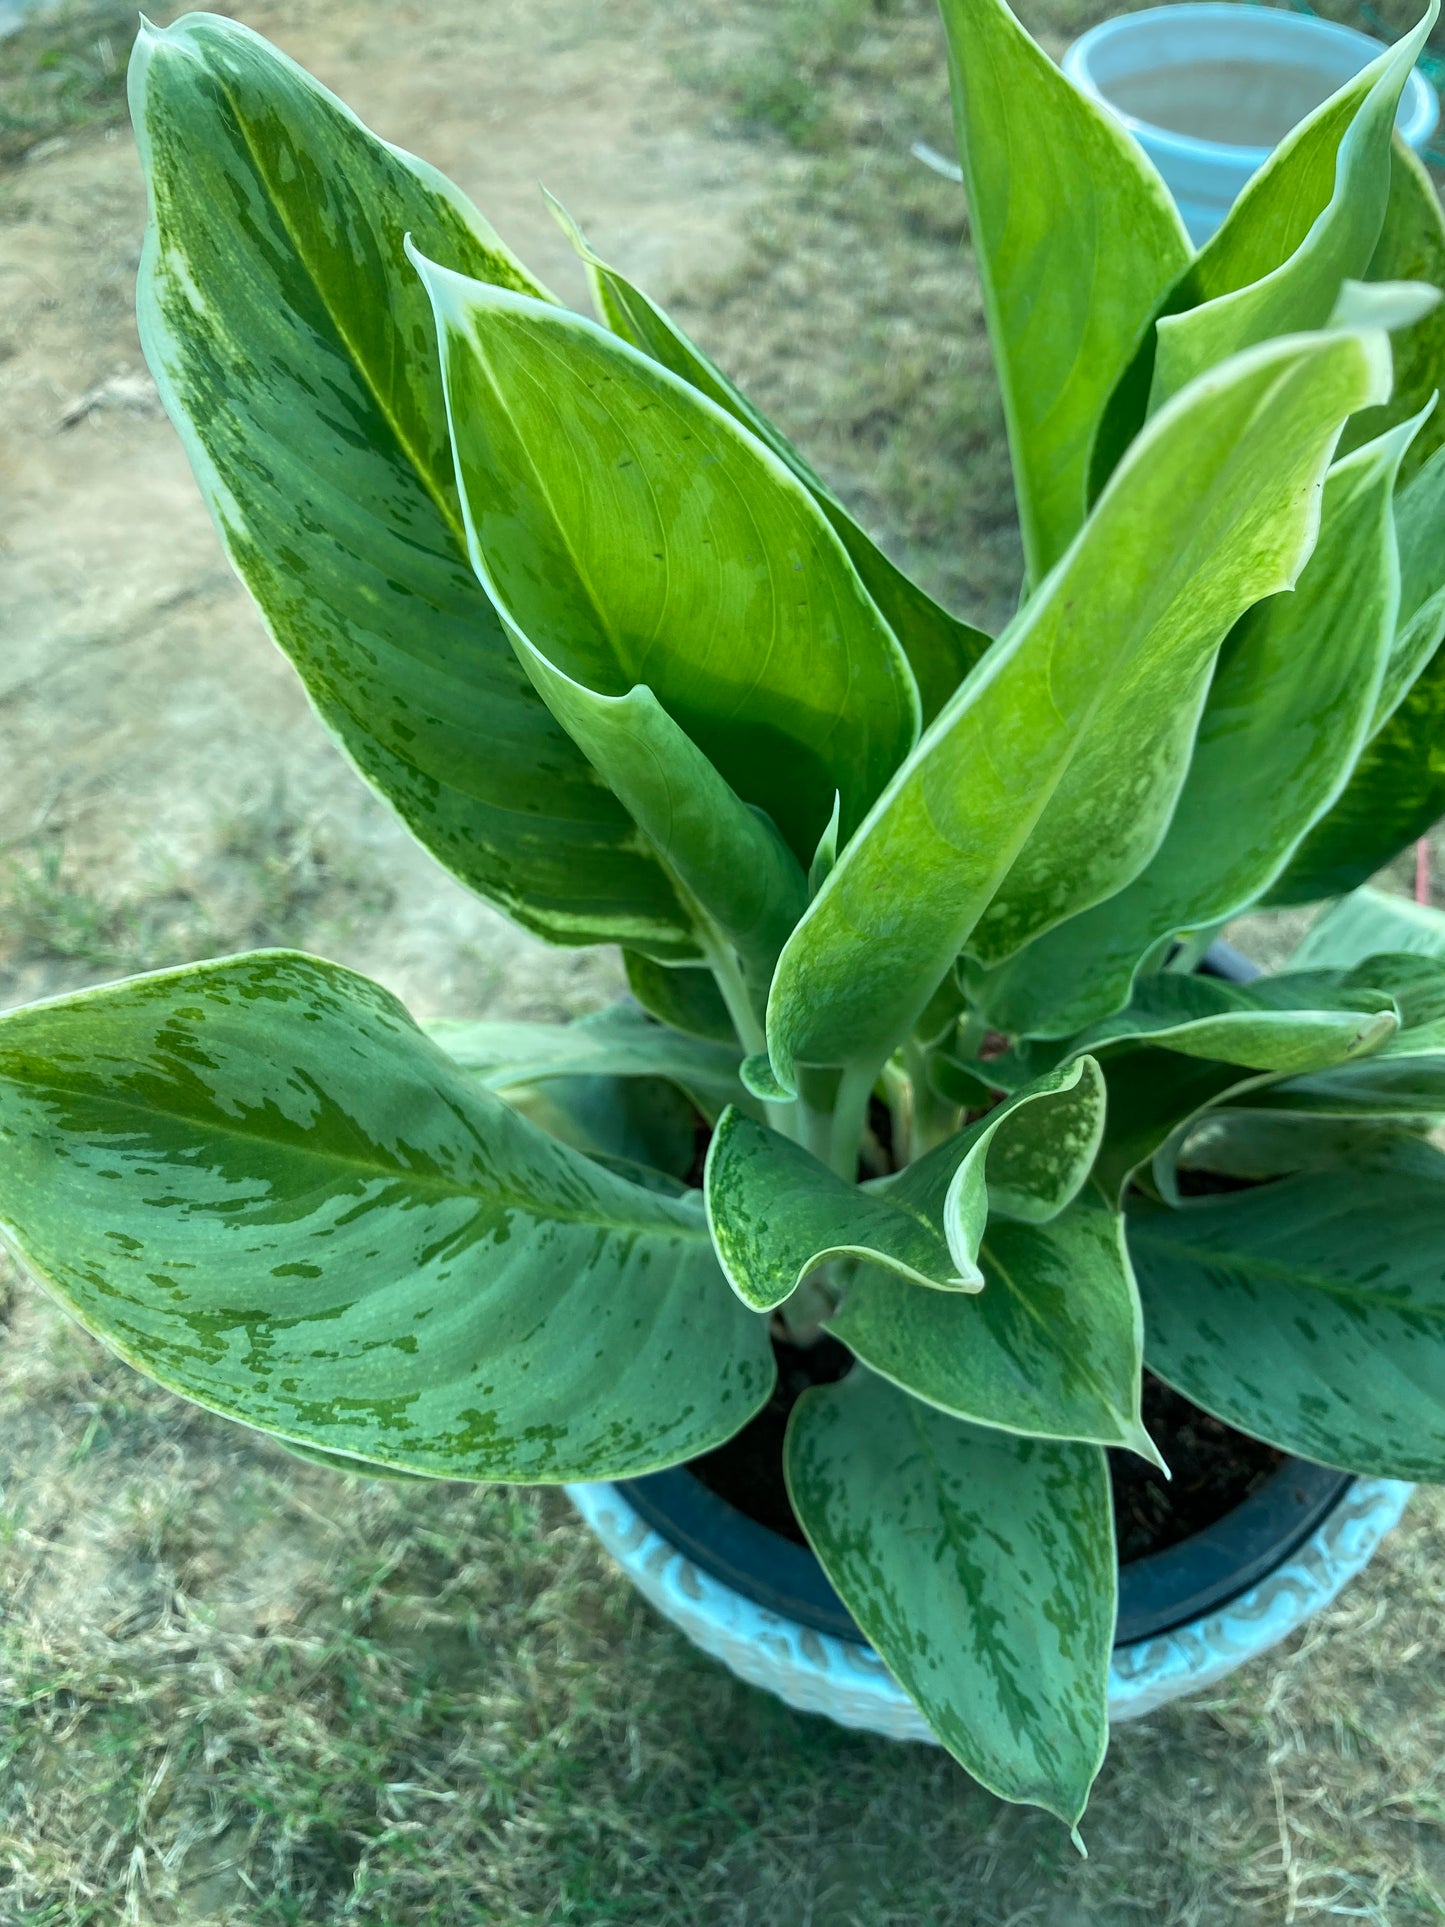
[3,0,1445,1833]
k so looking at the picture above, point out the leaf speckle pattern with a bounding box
[785,1368,1113,1825]
[0,953,774,1480]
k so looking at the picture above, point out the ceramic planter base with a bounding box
[567,1474,1413,1733]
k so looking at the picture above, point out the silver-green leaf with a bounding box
[937,0,1190,582]
[1130,1138,1445,1479]
[129,14,695,957]
[0,953,774,1481]
[827,1198,1157,1458]
[703,1107,973,1308]
[766,325,1392,1086]
[1150,7,1436,408]
[969,416,1420,1037]
[1268,445,1445,903]
[703,1056,1102,1308]
[427,1003,744,1115]
[548,195,990,722]
[785,1369,1114,1826]
[409,253,920,870]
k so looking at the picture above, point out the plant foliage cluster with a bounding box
[4,0,1445,1828]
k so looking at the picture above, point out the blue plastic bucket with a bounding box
[1063,3,1439,242]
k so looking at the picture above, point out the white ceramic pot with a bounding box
[1062,3,1439,243]
[567,1473,1413,1733]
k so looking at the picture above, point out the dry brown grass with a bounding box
[4,1270,1445,1925]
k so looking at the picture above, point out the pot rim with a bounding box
[1061,3,1440,168]
[568,1472,1413,1730]
[614,1447,1355,1648]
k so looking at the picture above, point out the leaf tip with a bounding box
[741,1053,794,1103]
[403,236,487,336]
[1348,1009,1401,1058]
[402,230,437,282]
[1328,277,1443,338]
[542,185,593,259]
[946,1264,986,1294]
[1129,1420,1170,1479]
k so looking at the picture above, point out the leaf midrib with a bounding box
[216,76,471,555]
[5,1068,709,1243]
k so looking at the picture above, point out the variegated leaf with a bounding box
[0,953,773,1480]
[130,15,694,956]
[786,1370,1114,1826]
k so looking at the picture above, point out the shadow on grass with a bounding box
[2,1284,1444,1926]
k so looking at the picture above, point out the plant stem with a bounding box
[775,1269,836,1344]
[699,932,803,1137]
[1164,923,1224,973]
[794,1062,842,1167]
[702,936,765,1057]
[827,1059,879,1181]
[881,1059,912,1168]
[903,1038,958,1160]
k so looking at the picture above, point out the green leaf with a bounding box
[926,1049,1004,1112]
[937,0,1190,583]
[1267,444,1445,904]
[766,325,1392,1087]
[622,951,736,1044]
[703,1107,972,1308]
[1345,949,1445,1030]
[1077,970,1399,1072]
[1179,1109,1427,1181]
[0,953,773,1480]
[1371,436,1445,729]
[499,1074,700,1184]
[1245,1056,1445,1117]
[1144,964,1445,1183]
[1270,666,1445,903]
[129,16,694,958]
[808,793,843,901]
[1339,140,1445,479]
[969,418,1419,1037]
[1150,8,1436,409]
[827,1198,1156,1456]
[1091,48,1443,492]
[921,1056,1105,1283]
[1091,1051,1263,1203]
[1130,1138,1445,1479]
[548,196,990,722]
[1231,930,1445,1121]
[703,1057,1103,1307]
[426,1003,744,1115]
[785,1370,1114,1825]
[1081,970,1400,1197]
[477,675,809,1013]
[279,1438,435,1482]
[740,1053,792,1103]
[409,252,919,871]
[1293,886,1445,968]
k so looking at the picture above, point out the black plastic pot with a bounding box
[617,939,1352,1649]
[615,1453,1352,1646]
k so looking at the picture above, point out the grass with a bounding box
[677,0,1023,634]
[3,1280,1445,1925]
[0,787,389,998]
[0,0,161,166]
[0,843,151,972]
[710,0,884,148]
